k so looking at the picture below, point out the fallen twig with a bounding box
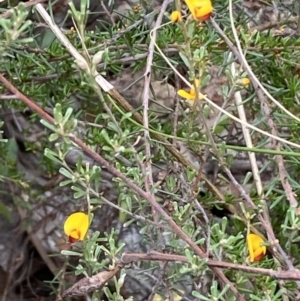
[57,263,123,300]
[122,251,300,280]
[0,0,47,19]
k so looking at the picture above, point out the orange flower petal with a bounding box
[253,248,265,261]
[185,0,213,21]
[194,2,213,20]
[64,212,89,242]
[197,12,212,21]
[69,230,81,243]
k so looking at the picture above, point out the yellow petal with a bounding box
[253,247,266,261]
[240,77,250,86]
[247,233,266,262]
[177,89,195,100]
[190,78,201,95]
[64,212,89,242]
[247,234,254,262]
[170,10,182,23]
[195,1,213,20]
[197,92,206,100]
[194,78,201,88]
[184,0,213,21]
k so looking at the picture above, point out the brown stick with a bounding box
[58,264,123,300]
[122,251,300,280]
[0,0,47,19]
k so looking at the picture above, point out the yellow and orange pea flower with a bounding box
[247,233,266,262]
[184,0,213,21]
[64,212,89,243]
[177,79,205,105]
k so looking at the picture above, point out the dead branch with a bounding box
[122,251,300,281]
[57,264,123,300]
[0,0,47,19]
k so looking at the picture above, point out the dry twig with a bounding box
[121,251,300,280]
[57,264,123,300]
[0,0,47,19]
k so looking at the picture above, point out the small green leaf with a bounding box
[44,148,63,165]
[60,179,72,186]
[61,250,83,256]
[192,291,210,300]
[59,167,73,179]
[49,133,59,142]
[40,119,56,132]
[62,107,73,126]
[179,51,191,69]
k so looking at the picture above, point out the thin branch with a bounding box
[121,251,300,280]
[60,249,300,300]
[141,0,171,251]
[229,58,264,197]
[0,0,47,19]
[260,91,298,208]
[142,0,170,200]
[249,16,299,33]
[58,263,123,300]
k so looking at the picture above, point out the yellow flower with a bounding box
[240,77,250,86]
[64,212,89,243]
[247,233,266,262]
[184,0,213,21]
[177,79,205,105]
[170,11,182,23]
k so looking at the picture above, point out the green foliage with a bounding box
[1,0,300,301]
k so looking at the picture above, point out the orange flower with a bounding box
[247,233,266,262]
[64,212,89,243]
[170,11,182,23]
[177,79,205,105]
[184,0,213,21]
